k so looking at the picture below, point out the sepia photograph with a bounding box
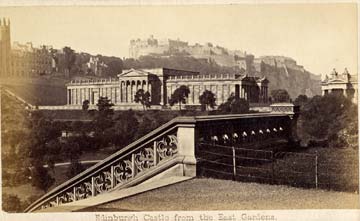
[0,1,359,220]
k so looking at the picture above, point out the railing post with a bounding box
[153,141,159,166]
[177,124,197,177]
[91,177,95,197]
[111,165,115,188]
[131,153,137,178]
[232,146,236,181]
[56,196,59,206]
[315,154,318,189]
[73,187,76,202]
[271,151,275,185]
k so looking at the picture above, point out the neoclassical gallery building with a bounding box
[66,68,269,109]
[321,68,358,104]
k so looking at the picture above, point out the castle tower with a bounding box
[0,18,12,77]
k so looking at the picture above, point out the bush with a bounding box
[30,165,55,192]
[66,159,85,179]
[271,89,291,103]
[300,93,357,148]
[218,93,249,114]
[2,194,25,212]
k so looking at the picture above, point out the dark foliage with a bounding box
[218,93,250,114]
[169,85,190,110]
[199,90,216,111]
[300,93,357,148]
[134,89,151,110]
[271,89,291,103]
[2,194,24,212]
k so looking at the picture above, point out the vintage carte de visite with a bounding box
[0,1,359,221]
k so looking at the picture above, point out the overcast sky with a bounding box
[0,4,357,76]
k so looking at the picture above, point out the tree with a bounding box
[66,159,85,179]
[271,89,291,103]
[301,93,354,142]
[199,90,216,111]
[294,94,308,107]
[2,194,24,212]
[62,46,76,76]
[30,165,55,192]
[169,85,190,110]
[106,59,123,77]
[218,93,249,114]
[82,100,90,111]
[109,110,139,148]
[134,89,151,110]
[96,96,114,114]
[92,97,115,147]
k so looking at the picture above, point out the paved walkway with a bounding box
[83,178,359,211]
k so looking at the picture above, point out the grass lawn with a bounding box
[1,76,68,105]
[2,184,44,205]
[84,178,359,211]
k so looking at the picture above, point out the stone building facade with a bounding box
[0,18,12,77]
[0,19,54,77]
[66,68,269,109]
[321,68,358,103]
[11,42,54,76]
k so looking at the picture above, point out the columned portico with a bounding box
[321,68,358,104]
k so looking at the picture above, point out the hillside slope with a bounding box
[258,62,321,99]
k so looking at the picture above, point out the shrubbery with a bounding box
[298,93,357,149]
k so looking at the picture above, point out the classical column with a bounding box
[67,89,71,105]
[148,82,152,102]
[119,81,123,103]
[80,88,84,104]
[126,81,130,103]
[132,82,136,103]
[127,81,131,103]
[160,82,164,105]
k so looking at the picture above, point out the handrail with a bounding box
[25,112,294,212]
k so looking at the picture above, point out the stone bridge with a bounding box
[25,103,298,212]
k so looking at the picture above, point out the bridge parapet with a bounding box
[25,111,297,212]
[270,103,299,116]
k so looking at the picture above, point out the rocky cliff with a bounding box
[256,62,321,99]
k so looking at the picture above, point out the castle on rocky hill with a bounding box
[129,35,254,72]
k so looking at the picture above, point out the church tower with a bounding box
[0,18,12,77]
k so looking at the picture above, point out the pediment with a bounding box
[118,69,150,78]
[327,79,348,84]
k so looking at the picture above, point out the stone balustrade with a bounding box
[67,78,119,86]
[167,73,236,81]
